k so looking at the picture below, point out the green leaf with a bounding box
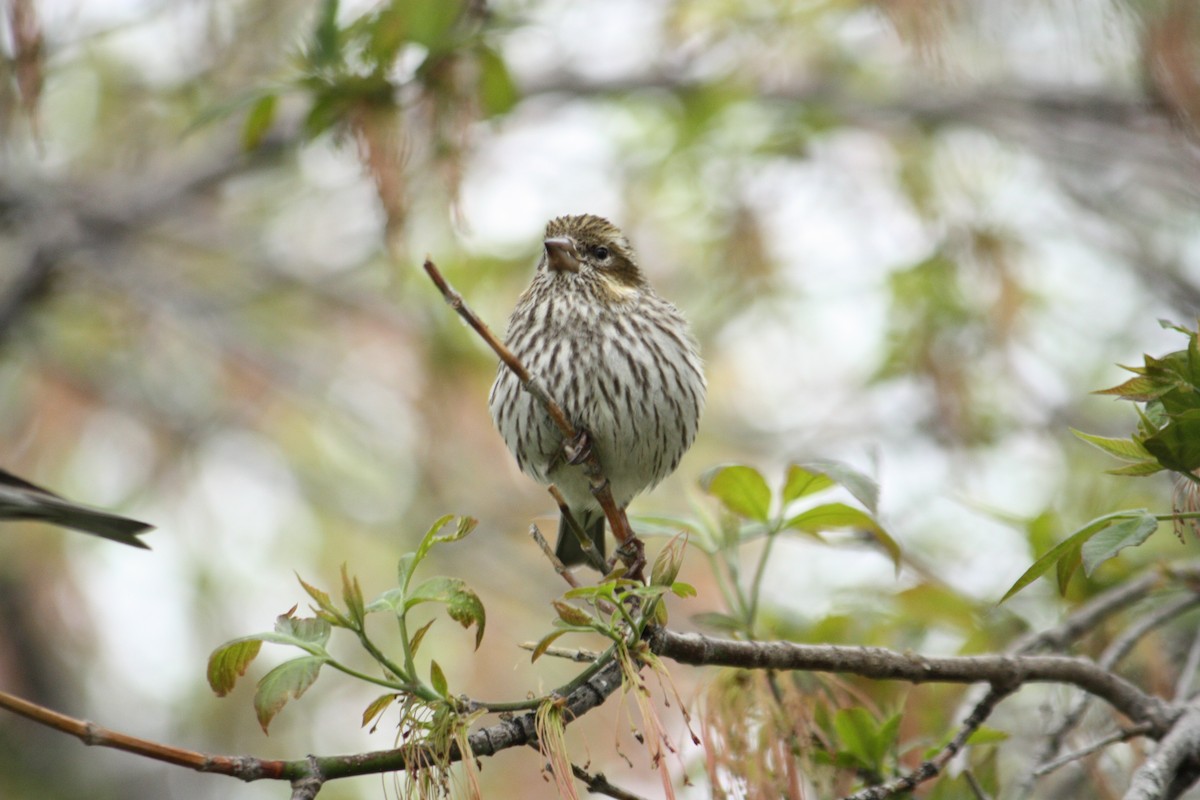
[833,707,884,771]
[965,726,1010,745]
[671,581,697,598]
[1056,542,1083,595]
[241,94,277,151]
[406,576,486,648]
[1094,374,1163,401]
[309,0,342,69]
[341,565,365,628]
[407,0,463,51]
[476,45,518,117]
[362,692,400,729]
[274,611,332,648]
[207,639,263,696]
[254,656,325,733]
[785,503,902,570]
[552,599,593,627]
[530,629,569,662]
[702,465,772,522]
[1107,460,1166,477]
[1000,511,1149,603]
[1081,513,1159,575]
[408,618,436,656]
[429,660,448,698]
[408,516,478,589]
[781,464,836,505]
[297,575,348,626]
[1071,429,1152,462]
[650,532,687,587]
[1144,409,1200,473]
[798,459,880,513]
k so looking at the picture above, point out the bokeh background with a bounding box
[1,0,1199,797]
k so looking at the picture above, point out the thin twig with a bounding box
[518,643,601,663]
[1022,593,1200,793]
[1033,722,1155,778]
[548,484,608,571]
[962,769,993,800]
[423,258,644,578]
[1174,623,1200,702]
[571,763,649,800]
[838,684,1013,800]
[530,523,582,589]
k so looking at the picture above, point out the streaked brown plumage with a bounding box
[489,215,705,568]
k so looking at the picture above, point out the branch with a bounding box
[1034,723,1156,778]
[422,258,643,575]
[1014,561,1200,655]
[1124,703,1200,800]
[570,763,649,800]
[646,629,1179,735]
[0,658,625,785]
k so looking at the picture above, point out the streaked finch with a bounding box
[489,214,705,568]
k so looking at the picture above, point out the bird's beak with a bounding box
[544,237,581,273]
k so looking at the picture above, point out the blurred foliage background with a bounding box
[1,0,1199,797]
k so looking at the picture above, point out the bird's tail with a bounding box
[0,469,153,549]
[555,510,606,570]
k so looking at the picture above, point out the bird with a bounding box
[0,468,153,549]
[489,214,705,568]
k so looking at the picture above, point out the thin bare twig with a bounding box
[423,258,644,578]
[838,684,1013,800]
[571,763,649,800]
[1175,623,1200,702]
[548,484,609,571]
[1033,723,1155,778]
[1022,593,1200,793]
[530,523,582,589]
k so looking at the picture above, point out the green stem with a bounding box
[745,526,781,636]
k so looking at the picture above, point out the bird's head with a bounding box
[539,215,646,300]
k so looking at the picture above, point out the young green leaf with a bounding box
[833,707,885,772]
[408,618,436,656]
[254,656,326,733]
[341,565,365,627]
[552,600,594,627]
[476,45,518,117]
[785,503,902,570]
[362,692,400,730]
[1081,513,1159,575]
[207,639,263,696]
[1000,511,1149,602]
[650,532,687,588]
[781,464,836,505]
[241,94,277,151]
[701,465,772,522]
[797,459,880,513]
[429,660,449,698]
[274,612,332,649]
[530,629,570,662]
[1070,429,1153,462]
[406,576,486,648]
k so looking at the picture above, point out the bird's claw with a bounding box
[564,429,592,466]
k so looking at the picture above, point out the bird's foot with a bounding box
[564,428,592,466]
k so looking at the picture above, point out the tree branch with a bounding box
[1124,703,1200,800]
[0,658,625,785]
[647,629,1179,735]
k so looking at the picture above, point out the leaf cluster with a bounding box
[206,515,483,734]
[1003,321,1200,601]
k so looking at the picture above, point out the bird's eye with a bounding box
[592,245,611,261]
